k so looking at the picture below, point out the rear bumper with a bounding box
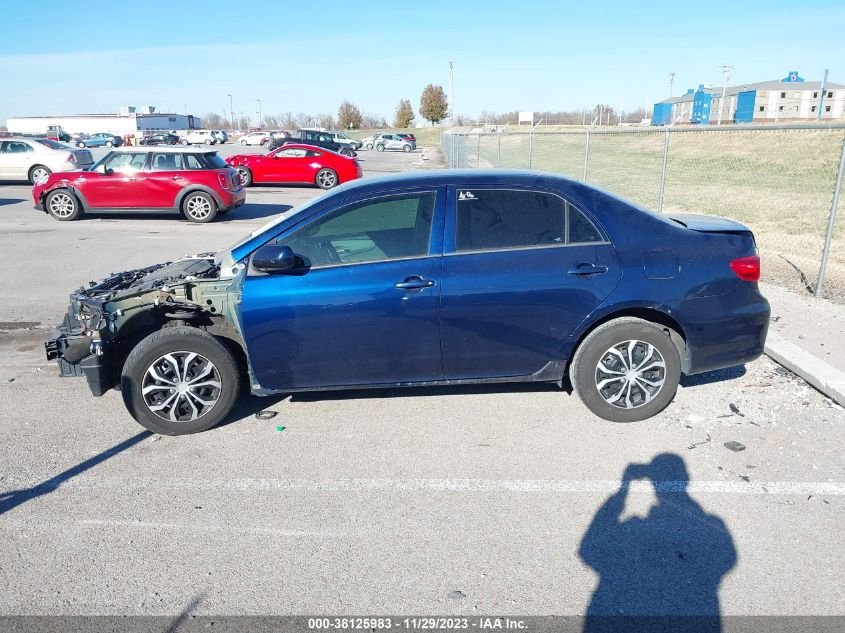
[220,189,247,210]
[672,283,771,375]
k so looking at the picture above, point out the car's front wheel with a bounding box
[106,141,114,147]
[181,191,218,223]
[29,165,51,184]
[235,166,253,187]
[315,168,338,189]
[340,148,354,157]
[375,144,385,152]
[365,142,373,149]
[121,326,241,435]
[45,189,82,221]
[181,139,189,146]
[240,140,248,146]
[570,317,680,423]
[205,139,213,145]
[77,141,86,148]
[403,144,411,152]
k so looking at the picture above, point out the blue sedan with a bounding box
[76,133,122,148]
[45,170,769,434]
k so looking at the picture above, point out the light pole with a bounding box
[449,61,454,126]
[257,99,262,129]
[717,65,733,125]
[227,94,234,130]
[669,72,675,98]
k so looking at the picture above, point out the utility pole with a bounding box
[818,69,829,121]
[257,99,262,129]
[227,94,234,130]
[449,61,454,126]
[717,64,733,125]
[669,72,675,98]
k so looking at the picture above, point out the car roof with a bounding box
[115,146,218,154]
[337,169,579,195]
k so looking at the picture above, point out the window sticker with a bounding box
[458,190,477,201]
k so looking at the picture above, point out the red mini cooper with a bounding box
[33,147,245,223]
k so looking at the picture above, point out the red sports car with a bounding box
[225,144,363,189]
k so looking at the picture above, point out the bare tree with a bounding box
[337,100,363,129]
[203,112,227,129]
[393,99,415,128]
[420,84,448,126]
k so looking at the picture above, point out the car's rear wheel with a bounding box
[106,141,114,147]
[376,144,385,152]
[45,189,82,221]
[315,168,338,189]
[29,165,51,184]
[235,166,253,187]
[340,148,354,157]
[181,139,189,145]
[365,143,373,149]
[403,144,411,152]
[121,326,240,435]
[570,317,680,423]
[182,191,218,223]
[77,141,86,148]
[240,139,248,146]
[204,139,213,145]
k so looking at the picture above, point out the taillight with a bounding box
[730,255,760,282]
[218,172,232,190]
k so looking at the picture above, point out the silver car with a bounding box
[0,137,93,184]
[373,134,415,152]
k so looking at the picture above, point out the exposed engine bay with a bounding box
[45,253,248,396]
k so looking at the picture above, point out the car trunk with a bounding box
[668,214,752,236]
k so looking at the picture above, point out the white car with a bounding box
[0,137,94,184]
[180,130,217,145]
[239,132,270,146]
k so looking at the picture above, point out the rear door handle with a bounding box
[171,175,185,181]
[394,276,435,290]
[568,264,609,276]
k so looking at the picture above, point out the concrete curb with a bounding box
[764,331,845,407]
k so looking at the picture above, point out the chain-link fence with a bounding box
[441,125,845,304]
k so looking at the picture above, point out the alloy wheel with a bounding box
[141,351,221,423]
[317,170,337,188]
[184,195,212,220]
[32,167,50,183]
[48,193,75,218]
[594,340,666,409]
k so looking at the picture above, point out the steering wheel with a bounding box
[316,239,342,264]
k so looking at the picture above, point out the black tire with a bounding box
[106,141,114,147]
[28,165,52,184]
[376,144,385,152]
[403,144,411,152]
[315,168,338,189]
[235,166,252,187]
[181,191,218,223]
[570,317,681,423]
[77,141,86,148]
[365,142,373,150]
[121,327,240,435]
[204,139,213,145]
[340,148,354,157]
[45,189,83,221]
[181,139,189,146]
[240,139,248,146]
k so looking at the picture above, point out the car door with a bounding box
[440,186,622,380]
[263,147,310,182]
[81,151,148,208]
[144,152,187,208]
[240,188,446,391]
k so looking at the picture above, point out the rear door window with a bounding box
[455,189,602,251]
[1,141,34,153]
[151,153,183,171]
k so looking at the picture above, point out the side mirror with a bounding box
[253,244,297,273]
[96,164,114,176]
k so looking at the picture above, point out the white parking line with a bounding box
[6,476,844,496]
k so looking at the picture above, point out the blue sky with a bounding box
[2,0,844,125]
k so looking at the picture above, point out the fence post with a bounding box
[477,134,481,168]
[815,134,845,298]
[528,128,533,169]
[657,129,671,213]
[583,130,591,181]
[497,133,502,167]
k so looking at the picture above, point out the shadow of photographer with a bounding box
[579,453,737,633]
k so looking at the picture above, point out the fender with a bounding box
[174,184,225,210]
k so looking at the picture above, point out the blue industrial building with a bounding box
[652,71,844,125]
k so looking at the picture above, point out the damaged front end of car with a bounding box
[45,254,248,397]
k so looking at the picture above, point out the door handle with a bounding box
[394,276,435,290]
[567,263,609,276]
[127,177,142,182]
[171,175,185,180]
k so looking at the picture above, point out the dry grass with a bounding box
[453,128,845,302]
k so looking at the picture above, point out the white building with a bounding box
[6,106,202,137]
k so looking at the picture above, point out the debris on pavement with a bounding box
[448,590,467,600]
[687,433,712,450]
[254,410,278,420]
[724,441,746,452]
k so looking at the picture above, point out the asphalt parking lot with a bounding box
[0,146,843,619]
